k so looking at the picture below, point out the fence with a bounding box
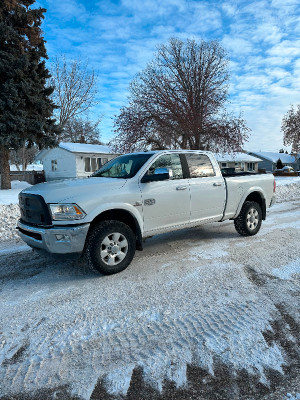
[273,171,299,177]
[0,170,45,186]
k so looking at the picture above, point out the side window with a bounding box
[186,154,215,178]
[51,160,57,171]
[148,154,183,180]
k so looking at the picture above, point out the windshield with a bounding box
[92,153,153,179]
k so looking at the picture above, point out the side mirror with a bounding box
[141,168,172,183]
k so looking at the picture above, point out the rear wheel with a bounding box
[234,201,262,236]
[86,220,136,274]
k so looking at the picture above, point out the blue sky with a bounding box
[36,0,300,152]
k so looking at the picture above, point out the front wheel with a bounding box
[86,220,136,275]
[234,201,262,236]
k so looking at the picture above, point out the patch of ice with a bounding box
[272,259,300,280]
[189,243,228,260]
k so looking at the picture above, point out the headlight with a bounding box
[49,204,86,220]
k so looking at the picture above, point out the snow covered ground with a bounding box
[0,180,31,205]
[0,177,300,399]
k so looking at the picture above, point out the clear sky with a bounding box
[36,0,300,152]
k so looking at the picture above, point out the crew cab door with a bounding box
[139,153,190,233]
[184,153,226,222]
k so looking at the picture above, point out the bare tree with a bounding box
[60,117,102,144]
[51,56,99,129]
[281,104,300,153]
[10,144,38,171]
[111,38,249,153]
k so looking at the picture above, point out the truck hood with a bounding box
[21,177,127,203]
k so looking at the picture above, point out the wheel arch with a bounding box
[88,209,143,251]
[235,190,266,220]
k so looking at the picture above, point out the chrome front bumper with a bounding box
[17,220,90,254]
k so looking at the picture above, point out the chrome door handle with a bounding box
[213,183,222,186]
[176,186,187,190]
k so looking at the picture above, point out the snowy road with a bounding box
[0,200,300,400]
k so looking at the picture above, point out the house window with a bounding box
[97,157,109,169]
[247,162,255,171]
[51,160,57,171]
[221,162,227,168]
[91,158,97,172]
[85,157,100,172]
[235,162,245,172]
[85,157,91,172]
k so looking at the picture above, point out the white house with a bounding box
[214,152,263,173]
[37,142,119,181]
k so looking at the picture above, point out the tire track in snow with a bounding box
[1,295,284,398]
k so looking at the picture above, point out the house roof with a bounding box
[214,152,262,163]
[36,142,116,160]
[249,151,297,164]
[59,142,114,154]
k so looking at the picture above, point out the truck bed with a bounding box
[222,173,274,220]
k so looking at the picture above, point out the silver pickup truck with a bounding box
[18,150,276,274]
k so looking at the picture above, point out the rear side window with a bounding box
[185,153,215,178]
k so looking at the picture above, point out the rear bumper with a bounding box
[17,220,90,254]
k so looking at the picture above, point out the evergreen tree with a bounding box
[0,0,60,189]
[276,158,283,169]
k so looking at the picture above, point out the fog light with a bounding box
[55,234,70,241]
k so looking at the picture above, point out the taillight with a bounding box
[273,179,276,193]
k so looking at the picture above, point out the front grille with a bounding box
[19,193,52,226]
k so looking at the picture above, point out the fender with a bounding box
[233,187,267,220]
[86,201,143,230]
[86,202,144,251]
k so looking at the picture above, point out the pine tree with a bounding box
[0,0,60,189]
[276,158,283,170]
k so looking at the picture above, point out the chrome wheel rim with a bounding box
[100,232,128,266]
[246,208,259,230]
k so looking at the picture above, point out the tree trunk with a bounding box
[22,145,26,171]
[0,146,11,189]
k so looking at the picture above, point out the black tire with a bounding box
[234,201,262,236]
[86,220,136,275]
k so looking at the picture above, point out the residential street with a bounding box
[0,200,300,400]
